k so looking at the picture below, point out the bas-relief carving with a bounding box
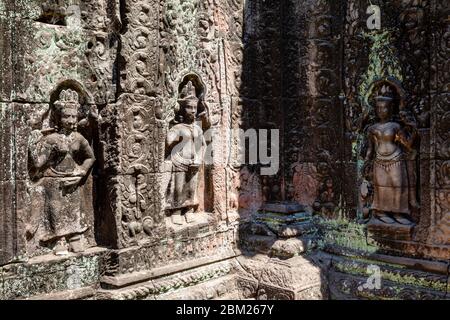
[164,80,210,225]
[100,94,162,175]
[93,0,232,247]
[313,177,336,218]
[27,89,96,255]
[339,0,448,248]
[12,13,118,104]
[278,1,341,218]
[1,0,449,301]
[161,0,222,108]
[432,95,450,246]
[18,0,120,30]
[117,174,160,246]
[120,0,159,96]
[356,77,426,245]
[363,82,419,226]
[99,94,164,248]
[236,167,263,219]
[290,161,319,207]
[158,0,234,225]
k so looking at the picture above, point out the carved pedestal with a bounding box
[99,225,238,292]
[257,202,313,237]
[97,259,240,300]
[241,202,316,259]
[367,218,414,241]
[236,254,326,300]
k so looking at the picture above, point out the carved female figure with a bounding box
[29,89,95,254]
[165,81,208,225]
[365,85,417,225]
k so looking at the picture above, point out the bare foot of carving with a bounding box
[69,235,85,253]
[374,211,396,224]
[185,208,196,224]
[392,213,414,225]
[172,211,184,225]
[54,238,69,256]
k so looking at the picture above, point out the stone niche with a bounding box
[0,0,449,301]
[0,0,241,299]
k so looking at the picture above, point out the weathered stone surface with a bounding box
[328,254,449,300]
[13,0,121,32]
[100,94,163,175]
[0,180,16,266]
[0,247,106,300]
[0,0,449,301]
[97,258,238,300]
[12,103,50,180]
[0,14,12,101]
[235,254,326,300]
[99,173,164,249]
[119,27,159,95]
[101,226,237,280]
[367,218,414,242]
[12,18,117,104]
[0,103,13,182]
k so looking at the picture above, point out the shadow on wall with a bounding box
[233,0,449,301]
[233,0,345,300]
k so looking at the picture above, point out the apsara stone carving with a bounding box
[165,80,210,225]
[363,81,420,226]
[28,89,95,255]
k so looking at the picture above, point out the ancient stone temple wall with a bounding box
[0,0,449,300]
[317,0,450,299]
[0,0,249,300]
[0,0,120,266]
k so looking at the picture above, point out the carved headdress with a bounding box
[375,84,395,102]
[178,81,199,104]
[55,89,80,112]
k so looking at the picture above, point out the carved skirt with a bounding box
[41,177,87,242]
[372,156,410,214]
[166,169,200,210]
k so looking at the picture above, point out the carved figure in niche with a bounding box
[291,161,319,206]
[28,89,95,255]
[313,178,335,218]
[165,81,209,225]
[364,83,419,225]
[238,167,263,215]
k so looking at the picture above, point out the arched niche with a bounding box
[164,73,214,227]
[25,80,103,256]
